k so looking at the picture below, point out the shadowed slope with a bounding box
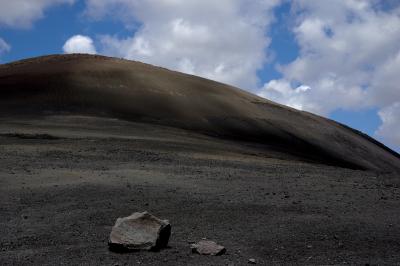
[0,54,399,172]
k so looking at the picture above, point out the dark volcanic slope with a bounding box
[0,54,399,172]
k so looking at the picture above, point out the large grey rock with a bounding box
[191,240,226,255]
[108,211,171,252]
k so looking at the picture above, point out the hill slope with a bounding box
[0,54,399,172]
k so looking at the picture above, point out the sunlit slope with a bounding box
[0,54,399,172]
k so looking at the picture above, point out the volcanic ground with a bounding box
[0,54,399,265]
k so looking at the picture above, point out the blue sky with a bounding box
[0,1,130,62]
[0,0,399,152]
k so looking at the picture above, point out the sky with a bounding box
[0,0,399,152]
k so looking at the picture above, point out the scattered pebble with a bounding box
[191,240,226,256]
[248,258,257,264]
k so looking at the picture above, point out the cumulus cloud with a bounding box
[260,77,368,115]
[257,0,400,148]
[0,38,11,56]
[376,102,400,148]
[370,50,400,107]
[85,0,281,90]
[63,35,97,54]
[0,0,75,28]
[258,80,316,111]
[259,0,400,114]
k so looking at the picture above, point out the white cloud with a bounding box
[257,0,400,148]
[370,50,400,107]
[260,76,368,115]
[0,38,11,56]
[258,79,317,111]
[0,0,75,28]
[259,0,400,114]
[63,35,97,54]
[377,102,400,147]
[85,0,281,90]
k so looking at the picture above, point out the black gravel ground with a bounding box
[1,116,400,265]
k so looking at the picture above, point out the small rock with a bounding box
[108,211,171,252]
[248,258,257,264]
[191,240,226,256]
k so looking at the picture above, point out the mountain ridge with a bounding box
[0,54,399,172]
